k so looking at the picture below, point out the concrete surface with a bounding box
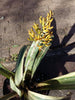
[0,0,75,99]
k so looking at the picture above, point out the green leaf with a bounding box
[15,45,28,70]
[31,46,49,78]
[15,45,28,86]
[28,90,71,100]
[24,41,39,79]
[36,72,75,90]
[0,92,17,100]
[10,77,22,96]
[0,64,14,79]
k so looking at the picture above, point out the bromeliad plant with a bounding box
[0,11,75,100]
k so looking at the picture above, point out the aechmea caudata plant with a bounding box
[0,11,75,100]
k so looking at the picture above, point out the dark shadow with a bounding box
[32,21,75,83]
[3,78,20,100]
[3,78,11,95]
[3,78,19,100]
[61,24,75,46]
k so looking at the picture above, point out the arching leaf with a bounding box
[10,77,22,96]
[36,72,75,90]
[15,45,28,86]
[31,46,49,78]
[0,64,14,79]
[28,90,71,100]
[24,41,39,80]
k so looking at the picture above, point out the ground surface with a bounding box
[0,0,75,99]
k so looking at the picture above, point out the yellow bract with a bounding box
[28,11,54,49]
[33,23,39,30]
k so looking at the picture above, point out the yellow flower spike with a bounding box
[28,30,32,36]
[46,16,48,20]
[46,19,53,27]
[47,11,53,21]
[50,18,53,23]
[37,35,40,39]
[42,17,45,26]
[42,26,46,30]
[31,28,35,37]
[39,16,42,24]
[43,29,49,33]
[33,23,39,30]
[42,42,47,44]
[42,32,50,37]
[49,26,54,30]
[50,10,53,17]
[50,31,53,35]
[28,10,54,49]
[45,25,48,29]
[46,34,51,38]
[28,36,33,41]
[47,13,50,18]
[37,29,41,34]
[48,22,51,28]
[49,10,53,19]
[31,28,34,33]
[45,44,51,47]
[28,30,34,38]
[49,38,53,41]
[45,37,51,41]
[43,39,48,41]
